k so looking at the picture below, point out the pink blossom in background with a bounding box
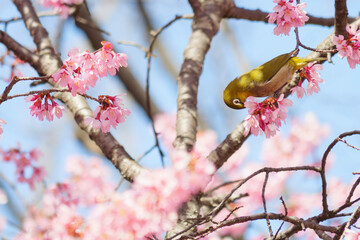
[344,228,360,240]
[267,0,309,36]
[262,112,329,167]
[52,41,128,96]
[193,130,218,157]
[154,113,219,159]
[85,95,130,133]
[0,119,6,139]
[154,113,176,149]
[333,24,360,68]
[15,150,215,239]
[243,95,293,138]
[287,193,322,217]
[65,156,115,205]
[220,143,249,178]
[0,147,45,190]
[25,93,65,121]
[290,112,330,147]
[40,0,84,19]
[328,178,360,210]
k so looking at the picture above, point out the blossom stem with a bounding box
[3,88,101,104]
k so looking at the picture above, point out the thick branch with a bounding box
[174,0,231,151]
[225,6,355,27]
[334,0,348,37]
[13,0,58,75]
[11,0,144,182]
[0,31,39,66]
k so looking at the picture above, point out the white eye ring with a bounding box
[233,99,242,105]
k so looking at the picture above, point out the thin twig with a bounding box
[3,88,100,104]
[294,27,337,53]
[0,75,50,104]
[145,15,190,166]
[262,172,273,237]
[337,138,360,151]
[321,131,360,214]
[0,11,58,26]
[209,166,320,218]
[117,40,152,55]
[274,196,288,239]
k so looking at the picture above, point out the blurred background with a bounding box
[0,0,359,238]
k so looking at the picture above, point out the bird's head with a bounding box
[223,81,246,109]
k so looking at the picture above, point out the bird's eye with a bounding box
[233,99,242,105]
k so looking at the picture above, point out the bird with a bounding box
[223,49,325,109]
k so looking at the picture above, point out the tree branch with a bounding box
[174,0,230,151]
[334,0,349,37]
[11,0,144,182]
[225,6,355,27]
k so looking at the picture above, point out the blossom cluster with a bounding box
[85,95,130,133]
[15,152,215,239]
[267,0,309,36]
[243,94,292,138]
[0,147,45,190]
[333,24,360,68]
[52,41,128,96]
[291,62,325,98]
[40,0,84,19]
[25,93,65,121]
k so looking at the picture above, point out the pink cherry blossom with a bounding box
[51,67,73,88]
[40,0,84,19]
[52,41,128,96]
[85,95,130,133]
[267,0,309,36]
[0,147,45,190]
[333,24,360,68]
[300,62,324,95]
[243,114,261,136]
[25,93,65,121]
[291,62,324,98]
[291,80,306,98]
[243,95,293,138]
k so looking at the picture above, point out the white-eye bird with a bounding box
[223,50,324,109]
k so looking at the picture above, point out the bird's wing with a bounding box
[248,50,296,85]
